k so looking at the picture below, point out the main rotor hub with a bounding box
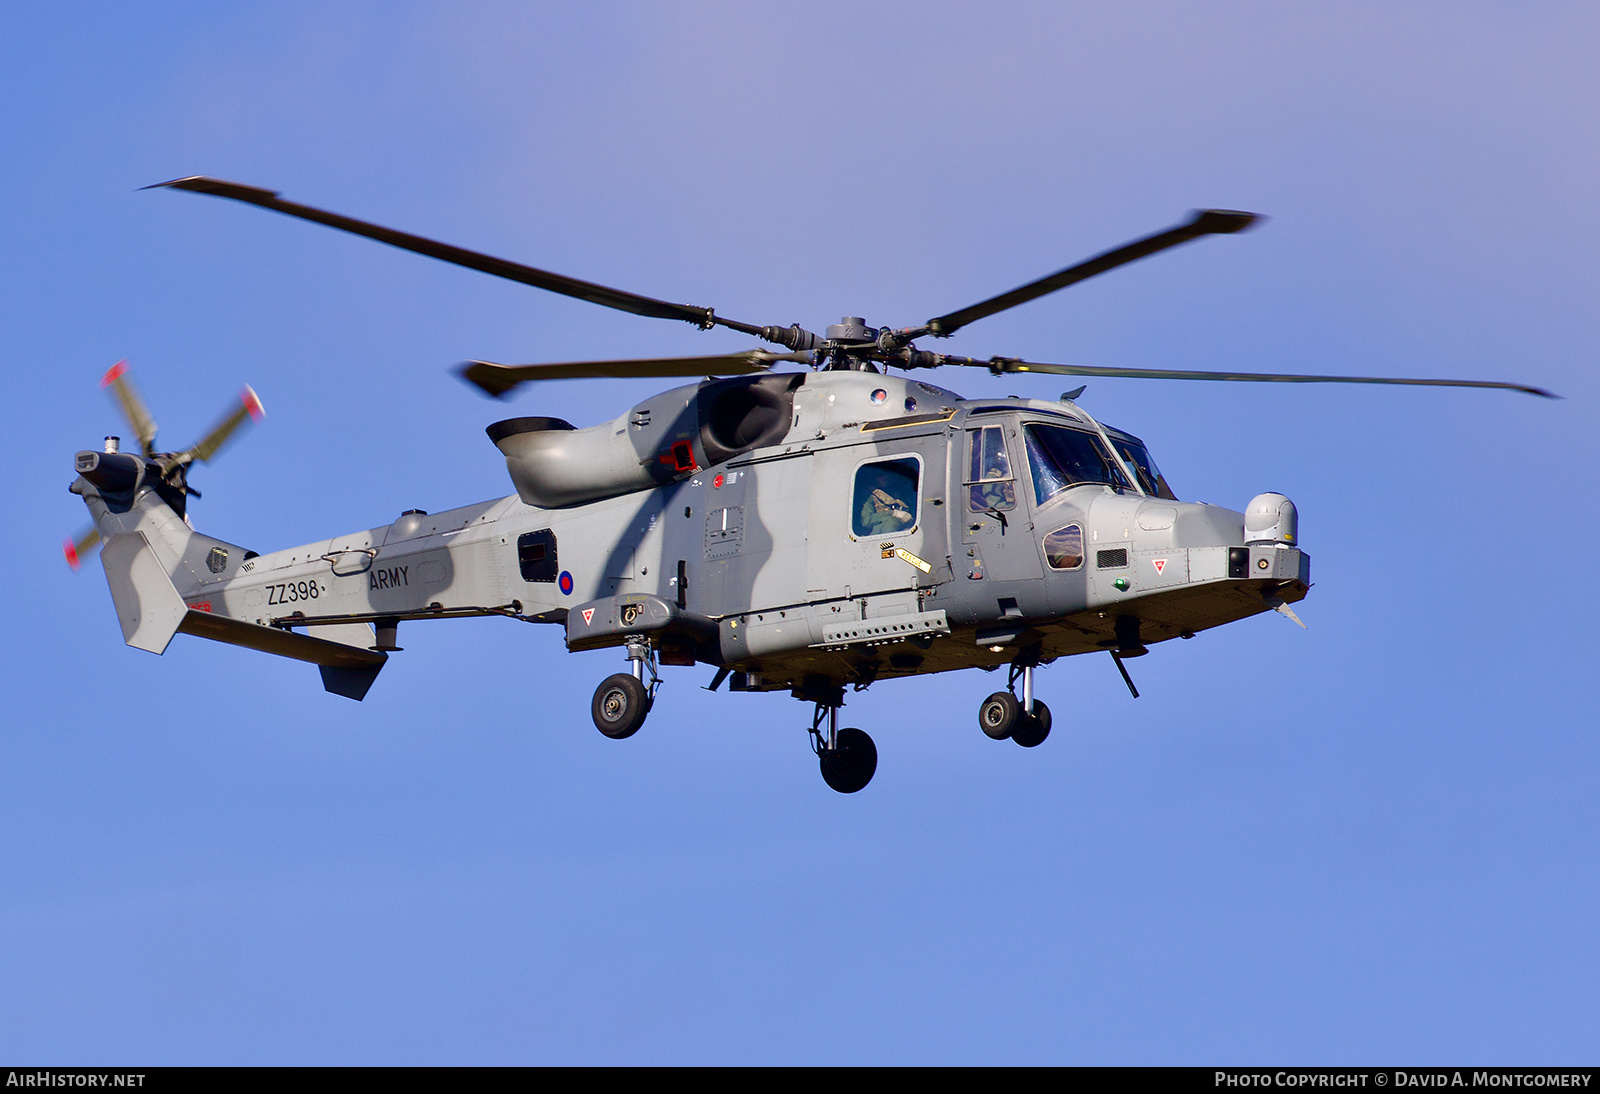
[825,316,875,344]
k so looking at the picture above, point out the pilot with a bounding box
[970,462,1016,512]
[860,486,914,534]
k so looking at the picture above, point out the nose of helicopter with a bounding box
[1078,490,1309,606]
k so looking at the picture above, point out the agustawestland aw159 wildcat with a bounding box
[66,178,1555,792]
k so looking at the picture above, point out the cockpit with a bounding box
[1020,421,1178,505]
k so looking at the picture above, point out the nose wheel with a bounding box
[978,651,1051,747]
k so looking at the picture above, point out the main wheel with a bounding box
[819,727,878,794]
[592,673,649,739]
[1011,700,1053,748]
[979,691,1020,740]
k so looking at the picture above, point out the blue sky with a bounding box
[2,2,1596,1063]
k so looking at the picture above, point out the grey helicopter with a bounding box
[66,177,1554,793]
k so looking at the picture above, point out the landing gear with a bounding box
[978,650,1051,748]
[820,727,878,793]
[1011,700,1052,748]
[979,691,1020,739]
[592,673,649,738]
[591,636,659,739]
[805,687,877,793]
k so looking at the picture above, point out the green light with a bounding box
[1113,577,1130,591]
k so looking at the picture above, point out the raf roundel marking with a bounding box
[558,570,574,595]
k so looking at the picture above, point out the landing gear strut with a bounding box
[806,686,877,794]
[977,648,1052,748]
[591,636,659,739]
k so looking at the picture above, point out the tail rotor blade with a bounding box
[181,385,265,465]
[64,527,101,570]
[101,360,158,455]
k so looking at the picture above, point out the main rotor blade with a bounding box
[459,350,811,398]
[176,385,265,466]
[925,210,1260,338]
[100,360,158,456]
[148,176,744,331]
[941,356,1558,398]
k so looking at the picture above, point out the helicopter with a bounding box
[66,177,1555,793]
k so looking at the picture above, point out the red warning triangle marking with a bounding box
[581,608,595,625]
[1152,558,1167,574]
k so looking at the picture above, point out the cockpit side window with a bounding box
[852,456,920,537]
[1111,438,1178,500]
[1023,424,1130,506]
[964,426,1016,513]
[1043,524,1084,570]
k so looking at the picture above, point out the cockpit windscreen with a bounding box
[1023,424,1130,505]
[1110,437,1178,500]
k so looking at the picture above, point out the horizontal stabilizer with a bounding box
[176,612,388,701]
[177,611,387,669]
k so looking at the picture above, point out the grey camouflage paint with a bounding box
[72,369,1309,701]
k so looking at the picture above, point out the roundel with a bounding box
[558,570,574,595]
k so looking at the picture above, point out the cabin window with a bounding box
[852,456,920,537]
[965,426,1017,513]
[1023,424,1130,505]
[518,529,558,582]
[1043,524,1084,570]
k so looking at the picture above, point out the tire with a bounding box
[979,691,1020,740]
[592,673,649,739]
[819,727,878,794]
[1011,700,1052,748]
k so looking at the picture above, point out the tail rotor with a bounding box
[100,360,158,457]
[66,362,265,569]
[63,526,101,570]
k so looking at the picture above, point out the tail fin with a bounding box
[77,461,387,700]
[99,531,190,654]
[73,465,248,599]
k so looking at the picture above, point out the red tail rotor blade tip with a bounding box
[63,539,81,569]
[242,385,264,420]
[101,359,129,387]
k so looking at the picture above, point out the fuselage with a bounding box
[76,369,1309,692]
